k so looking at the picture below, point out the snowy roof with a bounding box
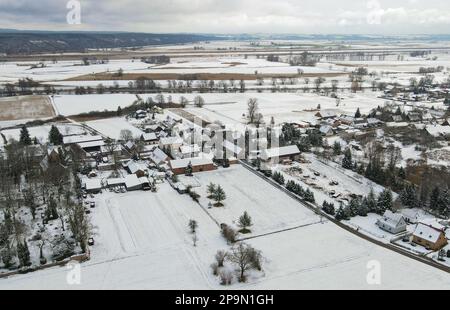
[77,140,105,149]
[160,136,183,146]
[377,210,405,228]
[319,125,333,134]
[180,144,200,155]
[425,125,450,137]
[149,148,169,165]
[125,141,135,149]
[106,178,125,186]
[260,145,300,160]
[170,157,214,169]
[125,174,141,188]
[84,178,102,190]
[413,223,445,243]
[139,177,150,185]
[142,133,158,141]
[316,110,337,118]
[63,135,103,145]
[124,161,147,174]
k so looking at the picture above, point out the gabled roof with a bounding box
[377,210,405,228]
[169,157,214,169]
[63,135,103,145]
[160,136,183,146]
[260,145,300,160]
[413,223,445,243]
[149,148,169,165]
[142,133,158,141]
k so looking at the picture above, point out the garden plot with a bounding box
[0,124,86,146]
[193,165,320,236]
[53,94,138,116]
[0,95,55,121]
[84,117,144,140]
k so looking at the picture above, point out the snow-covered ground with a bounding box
[84,117,144,140]
[53,94,138,116]
[0,165,449,289]
[0,123,87,146]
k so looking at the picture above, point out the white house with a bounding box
[376,210,407,234]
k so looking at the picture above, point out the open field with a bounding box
[0,95,55,121]
[0,168,449,289]
[84,117,144,140]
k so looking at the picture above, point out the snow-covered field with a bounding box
[194,165,320,235]
[0,171,448,289]
[84,117,144,140]
[53,94,138,116]
[0,123,87,146]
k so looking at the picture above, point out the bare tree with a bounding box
[215,250,228,267]
[227,242,255,283]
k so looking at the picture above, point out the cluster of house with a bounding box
[376,210,448,251]
[287,110,386,138]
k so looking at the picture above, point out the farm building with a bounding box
[169,157,216,175]
[319,125,334,136]
[179,144,201,159]
[149,148,170,166]
[82,178,102,194]
[123,161,147,177]
[141,133,158,145]
[260,145,301,164]
[63,135,103,146]
[124,175,142,191]
[376,210,407,234]
[412,223,448,251]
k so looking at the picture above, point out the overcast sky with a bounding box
[1,0,450,34]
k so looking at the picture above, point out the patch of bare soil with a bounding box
[0,95,55,121]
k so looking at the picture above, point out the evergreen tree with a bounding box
[377,189,393,214]
[206,182,217,199]
[49,125,63,145]
[17,240,31,267]
[117,106,123,116]
[212,185,226,207]
[398,167,406,179]
[322,201,335,215]
[366,190,377,213]
[342,148,353,169]
[335,205,350,221]
[400,184,417,208]
[333,141,342,156]
[1,242,14,269]
[19,125,31,145]
[355,107,362,118]
[429,187,440,210]
[437,189,450,216]
[348,197,361,217]
[358,199,369,216]
[304,189,315,203]
[238,211,253,233]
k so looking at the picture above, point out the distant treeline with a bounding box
[0,32,222,55]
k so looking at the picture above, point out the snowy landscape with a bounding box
[1,3,450,291]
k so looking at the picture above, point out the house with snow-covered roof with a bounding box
[412,222,447,251]
[376,210,407,234]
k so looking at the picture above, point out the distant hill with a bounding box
[0,31,223,55]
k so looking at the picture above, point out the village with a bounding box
[0,38,450,289]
